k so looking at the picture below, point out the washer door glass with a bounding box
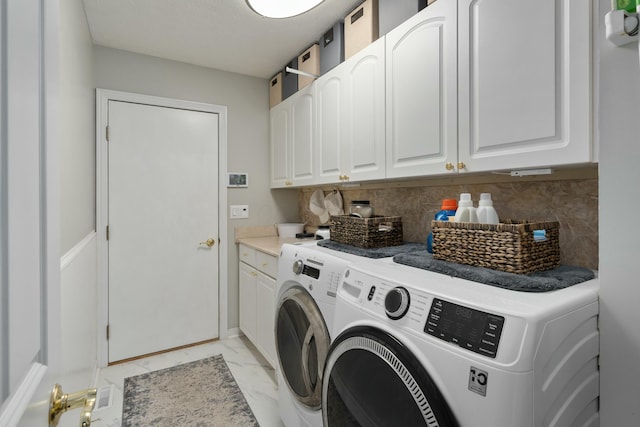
[322,327,458,427]
[276,285,331,409]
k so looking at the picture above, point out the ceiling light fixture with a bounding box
[246,0,325,18]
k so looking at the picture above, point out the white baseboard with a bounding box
[225,327,242,339]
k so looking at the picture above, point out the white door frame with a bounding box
[95,89,228,368]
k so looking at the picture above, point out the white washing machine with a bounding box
[275,242,376,427]
[322,260,600,427]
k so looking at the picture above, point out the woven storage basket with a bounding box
[431,219,560,274]
[330,215,403,248]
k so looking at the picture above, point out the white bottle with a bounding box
[453,193,478,223]
[476,193,499,224]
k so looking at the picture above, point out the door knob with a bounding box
[199,238,215,247]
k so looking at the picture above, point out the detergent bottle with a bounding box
[426,199,457,253]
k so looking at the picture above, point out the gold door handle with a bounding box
[49,384,97,427]
[199,238,215,247]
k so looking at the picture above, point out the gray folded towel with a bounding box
[393,251,595,292]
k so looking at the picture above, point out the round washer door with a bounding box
[276,285,331,410]
[322,326,458,427]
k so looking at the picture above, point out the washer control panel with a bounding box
[425,298,504,359]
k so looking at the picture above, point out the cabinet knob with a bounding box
[457,162,466,170]
[445,162,454,171]
[285,180,293,186]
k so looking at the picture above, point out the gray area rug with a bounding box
[122,354,259,426]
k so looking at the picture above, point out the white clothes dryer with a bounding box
[275,243,375,427]
[323,260,600,427]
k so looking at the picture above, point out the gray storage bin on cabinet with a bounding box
[319,22,344,75]
[379,0,427,36]
[282,58,298,100]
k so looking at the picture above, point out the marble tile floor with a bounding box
[92,336,284,427]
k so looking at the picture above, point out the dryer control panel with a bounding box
[425,298,504,358]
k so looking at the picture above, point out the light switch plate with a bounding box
[230,205,249,219]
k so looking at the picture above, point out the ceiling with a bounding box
[82,0,363,80]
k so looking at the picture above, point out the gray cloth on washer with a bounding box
[316,239,424,259]
[392,250,596,292]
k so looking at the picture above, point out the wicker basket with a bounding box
[330,215,403,249]
[431,220,560,274]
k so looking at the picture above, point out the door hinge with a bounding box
[106,125,109,142]
[106,324,110,340]
[106,225,109,240]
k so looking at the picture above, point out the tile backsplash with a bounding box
[298,170,598,270]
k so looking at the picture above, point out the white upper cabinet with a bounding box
[386,0,458,178]
[270,100,290,187]
[315,38,386,185]
[271,0,593,187]
[270,86,315,187]
[342,38,386,183]
[290,87,315,185]
[315,65,346,184]
[457,0,592,172]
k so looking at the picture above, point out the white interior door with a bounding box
[107,100,219,363]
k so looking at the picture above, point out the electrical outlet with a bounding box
[230,205,249,219]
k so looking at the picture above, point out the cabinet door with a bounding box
[290,86,315,186]
[270,100,290,188]
[386,0,458,178]
[239,262,257,344]
[256,272,277,368]
[315,66,345,184]
[458,0,591,172]
[343,38,386,182]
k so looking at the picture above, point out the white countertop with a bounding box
[237,235,315,257]
[235,224,315,256]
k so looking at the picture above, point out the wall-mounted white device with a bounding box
[230,205,249,219]
[605,1,639,68]
[605,8,639,46]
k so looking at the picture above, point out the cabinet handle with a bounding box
[262,263,269,267]
[251,271,258,277]
[457,162,466,170]
[445,162,454,171]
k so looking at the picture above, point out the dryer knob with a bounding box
[292,259,304,275]
[385,287,410,320]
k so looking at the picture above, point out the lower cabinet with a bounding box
[256,272,277,367]
[238,244,278,368]
[239,262,258,344]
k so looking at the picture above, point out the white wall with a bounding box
[59,0,95,254]
[597,1,640,424]
[92,47,298,330]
